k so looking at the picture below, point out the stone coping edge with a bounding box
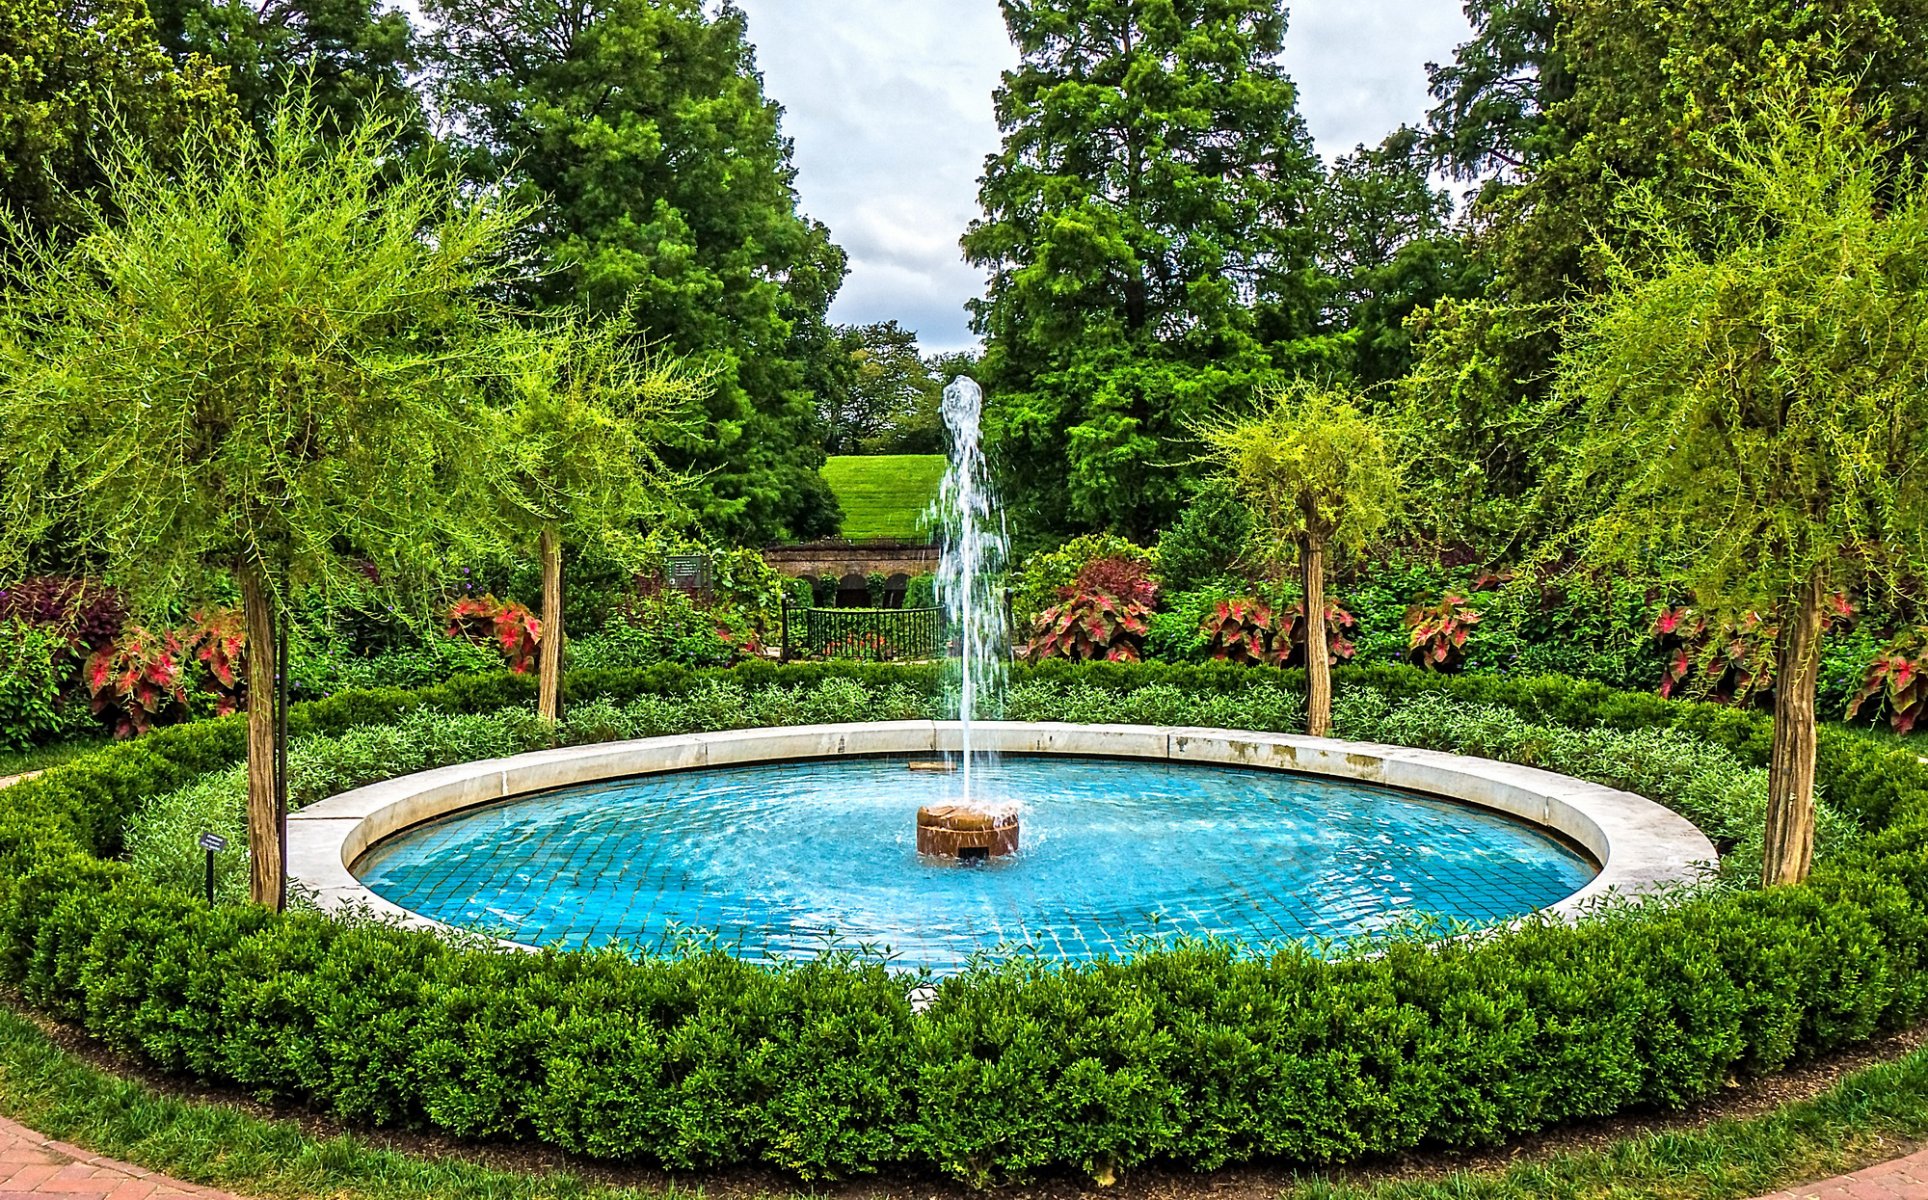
[289,721,1718,948]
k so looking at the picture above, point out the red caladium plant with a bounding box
[1029,591,1151,663]
[1406,594,1483,672]
[1202,598,1357,668]
[1847,628,1928,735]
[1651,595,1853,707]
[184,609,248,717]
[447,595,542,673]
[86,626,191,737]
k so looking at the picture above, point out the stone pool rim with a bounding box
[288,721,1718,948]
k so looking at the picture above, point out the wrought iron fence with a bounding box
[780,603,947,663]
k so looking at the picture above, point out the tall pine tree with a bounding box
[965,0,1325,540]
[425,0,843,544]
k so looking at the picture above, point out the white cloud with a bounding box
[739,2,1474,354]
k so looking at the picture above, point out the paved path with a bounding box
[0,1115,242,1199]
[1754,1147,1928,1199]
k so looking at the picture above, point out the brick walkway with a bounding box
[1754,1147,1928,1199]
[0,1115,242,1199]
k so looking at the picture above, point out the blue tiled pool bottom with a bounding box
[353,755,1598,970]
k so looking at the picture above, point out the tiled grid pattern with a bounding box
[356,755,1596,971]
[0,1114,242,1199]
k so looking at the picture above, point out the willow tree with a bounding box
[482,315,701,723]
[1200,382,1399,737]
[1559,78,1928,887]
[0,99,521,909]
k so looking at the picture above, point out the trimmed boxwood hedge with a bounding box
[2,661,1927,1184]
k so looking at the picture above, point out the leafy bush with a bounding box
[570,592,742,671]
[290,630,502,698]
[1199,596,1357,668]
[0,577,127,654]
[1406,593,1483,672]
[1027,591,1152,662]
[446,595,541,674]
[0,622,75,751]
[1153,483,1253,592]
[1010,534,1154,627]
[1848,627,1928,734]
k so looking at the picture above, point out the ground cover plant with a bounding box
[1,660,1925,1184]
[819,455,945,542]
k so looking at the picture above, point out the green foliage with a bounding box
[424,0,844,543]
[146,0,424,141]
[1010,534,1154,629]
[1197,380,1400,571]
[821,321,944,456]
[568,594,742,672]
[1152,483,1254,593]
[1559,75,1928,623]
[0,0,236,239]
[819,455,944,543]
[0,621,72,750]
[0,97,521,619]
[7,660,1928,1183]
[965,0,1325,538]
[1849,628,1928,735]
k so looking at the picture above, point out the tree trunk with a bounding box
[1302,529,1331,738]
[538,523,564,724]
[239,564,285,911]
[1763,568,1826,887]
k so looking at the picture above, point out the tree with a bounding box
[964,0,1326,539]
[1308,128,1477,388]
[424,0,844,544]
[0,100,521,909]
[821,321,942,455]
[1407,0,1928,552]
[1557,77,1928,886]
[482,315,703,722]
[1199,382,1399,737]
[0,0,235,238]
[146,0,424,140]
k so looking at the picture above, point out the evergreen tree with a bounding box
[0,0,235,238]
[146,0,424,140]
[424,0,845,544]
[965,0,1326,540]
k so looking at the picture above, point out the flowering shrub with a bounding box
[1848,627,1928,734]
[1406,593,1483,672]
[447,595,541,673]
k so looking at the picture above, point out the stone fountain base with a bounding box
[917,805,1019,862]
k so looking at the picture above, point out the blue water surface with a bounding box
[353,754,1597,971]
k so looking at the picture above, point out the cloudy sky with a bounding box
[731,2,1476,353]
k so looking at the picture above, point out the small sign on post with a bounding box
[665,554,711,592]
[199,832,228,904]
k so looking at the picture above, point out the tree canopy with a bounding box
[0,98,525,904]
[1558,76,1928,884]
[424,0,845,544]
[965,0,1326,540]
[0,0,235,238]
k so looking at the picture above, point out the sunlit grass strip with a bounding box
[0,1000,1924,1200]
[821,454,944,542]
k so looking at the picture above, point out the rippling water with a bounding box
[354,755,1597,971]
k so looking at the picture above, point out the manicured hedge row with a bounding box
[2,661,1927,1184]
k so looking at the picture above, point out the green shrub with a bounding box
[1153,484,1253,593]
[0,621,76,751]
[2,659,1927,1183]
[1010,534,1155,628]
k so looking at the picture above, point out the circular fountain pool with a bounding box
[351,754,1597,968]
[289,721,1717,972]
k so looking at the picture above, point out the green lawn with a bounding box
[822,454,944,542]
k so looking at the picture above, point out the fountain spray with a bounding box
[932,377,1008,805]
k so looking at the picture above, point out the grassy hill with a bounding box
[821,455,944,542]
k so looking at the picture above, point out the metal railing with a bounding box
[780,603,948,663]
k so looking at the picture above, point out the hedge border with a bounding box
[1,661,1926,1185]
